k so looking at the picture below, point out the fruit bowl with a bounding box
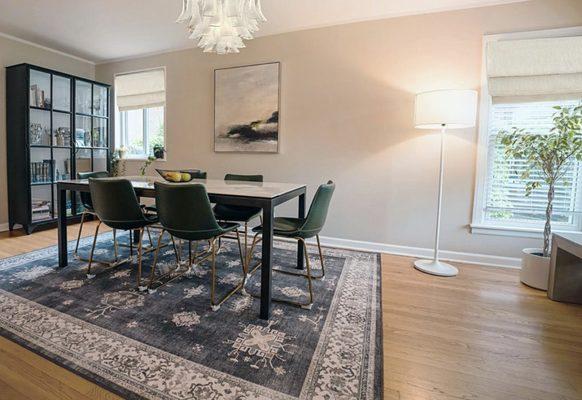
[156,169,200,183]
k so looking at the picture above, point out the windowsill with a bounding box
[121,156,166,162]
[470,223,581,239]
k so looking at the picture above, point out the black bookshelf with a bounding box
[6,63,111,234]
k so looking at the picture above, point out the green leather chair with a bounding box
[213,174,263,266]
[150,182,246,310]
[88,178,158,290]
[74,171,110,262]
[143,171,208,215]
[248,181,335,309]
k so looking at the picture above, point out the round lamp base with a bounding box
[414,259,458,277]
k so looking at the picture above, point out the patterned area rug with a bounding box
[0,231,382,399]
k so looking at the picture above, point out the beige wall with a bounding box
[94,0,581,259]
[0,35,95,229]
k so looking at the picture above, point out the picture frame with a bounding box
[214,62,281,153]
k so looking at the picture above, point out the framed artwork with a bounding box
[214,62,280,153]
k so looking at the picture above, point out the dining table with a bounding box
[56,177,307,320]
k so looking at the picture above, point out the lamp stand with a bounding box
[414,124,459,277]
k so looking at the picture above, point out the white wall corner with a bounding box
[0,223,9,233]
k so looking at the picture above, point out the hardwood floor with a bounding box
[0,224,580,399]
[381,254,582,400]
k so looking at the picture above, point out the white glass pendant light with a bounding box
[177,0,267,54]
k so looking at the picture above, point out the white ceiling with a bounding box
[0,0,528,63]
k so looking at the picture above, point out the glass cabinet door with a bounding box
[29,69,51,109]
[53,112,71,147]
[75,80,92,115]
[30,148,52,184]
[93,149,108,172]
[75,148,92,174]
[53,148,72,181]
[93,118,108,148]
[53,75,71,112]
[31,185,53,222]
[29,109,51,146]
[75,115,92,147]
[93,85,108,117]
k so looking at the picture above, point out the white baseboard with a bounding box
[302,235,521,269]
[0,221,520,269]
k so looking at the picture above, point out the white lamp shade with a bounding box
[414,89,478,129]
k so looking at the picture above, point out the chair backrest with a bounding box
[77,171,109,209]
[300,181,335,237]
[154,182,221,238]
[225,173,263,183]
[89,178,145,226]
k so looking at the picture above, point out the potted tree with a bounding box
[500,104,582,290]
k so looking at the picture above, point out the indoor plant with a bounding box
[499,104,582,289]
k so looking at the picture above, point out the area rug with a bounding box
[0,232,382,399]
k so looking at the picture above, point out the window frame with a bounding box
[114,66,167,161]
[471,27,582,238]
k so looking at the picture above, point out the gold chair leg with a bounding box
[86,221,102,279]
[137,228,147,291]
[314,234,326,279]
[245,233,263,276]
[74,211,87,257]
[210,233,247,311]
[246,236,316,309]
[210,239,218,310]
[301,239,314,309]
[147,229,166,293]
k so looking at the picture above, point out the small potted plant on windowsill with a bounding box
[500,104,582,290]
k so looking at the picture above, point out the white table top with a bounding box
[60,176,306,199]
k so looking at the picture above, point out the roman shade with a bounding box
[115,68,165,111]
[486,36,582,99]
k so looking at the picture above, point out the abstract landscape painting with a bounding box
[215,62,280,153]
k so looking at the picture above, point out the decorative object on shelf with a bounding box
[413,89,478,277]
[29,123,49,145]
[30,160,54,183]
[215,62,280,153]
[54,127,71,147]
[499,104,582,290]
[176,0,266,54]
[30,84,51,108]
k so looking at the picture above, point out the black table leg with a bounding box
[297,192,306,270]
[57,186,68,268]
[260,203,273,320]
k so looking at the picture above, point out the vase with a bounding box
[520,248,550,290]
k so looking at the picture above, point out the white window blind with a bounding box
[115,69,166,112]
[486,36,582,98]
[483,99,582,228]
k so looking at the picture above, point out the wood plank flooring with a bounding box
[0,223,580,399]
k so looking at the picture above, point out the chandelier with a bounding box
[176,0,267,54]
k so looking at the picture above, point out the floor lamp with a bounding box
[413,89,478,277]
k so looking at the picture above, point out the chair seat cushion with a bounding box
[214,204,261,222]
[103,214,159,230]
[168,221,241,241]
[252,217,306,237]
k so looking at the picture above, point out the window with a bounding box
[472,28,582,237]
[114,68,165,159]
